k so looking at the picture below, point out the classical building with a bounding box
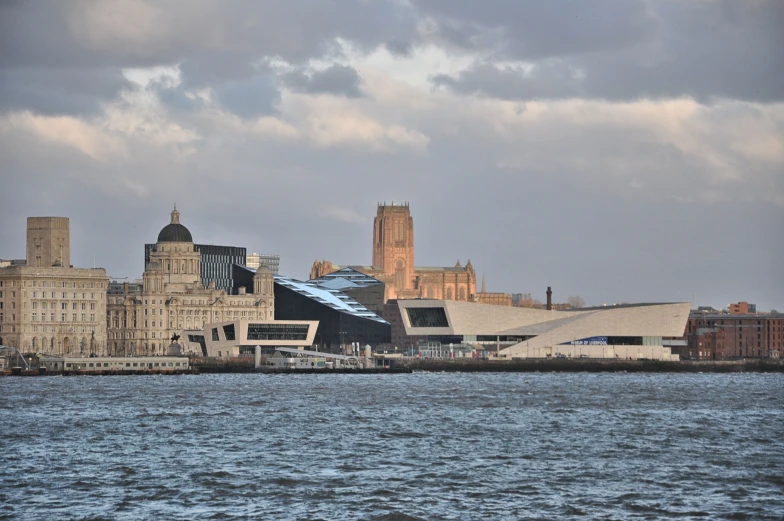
[0,217,108,355]
[107,206,274,356]
[311,203,478,302]
[145,239,247,294]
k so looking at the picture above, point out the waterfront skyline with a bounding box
[1,1,782,310]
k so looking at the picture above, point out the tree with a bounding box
[567,295,586,309]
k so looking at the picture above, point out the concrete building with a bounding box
[311,203,486,303]
[0,217,108,355]
[397,300,690,360]
[246,253,280,274]
[201,319,318,358]
[107,206,274,356]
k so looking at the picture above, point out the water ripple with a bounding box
[1,373,782,520]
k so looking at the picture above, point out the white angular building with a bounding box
[191,319,319,359]
[397,300,690,360]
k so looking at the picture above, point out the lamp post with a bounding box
[339,331,347,355]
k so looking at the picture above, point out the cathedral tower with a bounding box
[372,202,414,292]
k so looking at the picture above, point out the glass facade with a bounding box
[247,323,309,341]
[274,277,391,352]
[407,307,449,328]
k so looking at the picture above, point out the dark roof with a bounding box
[157,205,193,242]
[157,223,193,243]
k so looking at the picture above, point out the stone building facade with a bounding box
[107,206,274,356]
[0,217,108,354]
[26,217,70,268]
[311,203,478,302]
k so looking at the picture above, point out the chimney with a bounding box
[123,281,129,294]
[238,286,246,295]
[546,286,553,311]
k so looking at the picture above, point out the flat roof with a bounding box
[275,347,358,360]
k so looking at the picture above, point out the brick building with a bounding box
[684,310,784,359]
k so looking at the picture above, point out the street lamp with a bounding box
[339,331,347,355]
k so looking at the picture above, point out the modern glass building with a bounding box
[273,275,391,352]
[307,267,385,314]
[145,243,246,294]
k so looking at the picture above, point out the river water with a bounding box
[1,373,782,520]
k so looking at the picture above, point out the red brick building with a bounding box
[684,311,784,359]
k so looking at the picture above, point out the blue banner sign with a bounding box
[559,336,608,346]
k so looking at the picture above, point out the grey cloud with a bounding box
[419,0,784,102]
[413,0,657,58]
[0,67,132,115]
[215,74,281,117]
[0,1,418,75]
[2,90,782,309]
[0,0,417,114]
[432,61,582,100]
[282,65,363,98]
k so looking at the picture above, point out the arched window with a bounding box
[459,287,466,301]
[446,287,453,300]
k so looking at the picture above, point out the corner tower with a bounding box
[372,202,414,292]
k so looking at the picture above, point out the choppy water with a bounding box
[1,373,782,520]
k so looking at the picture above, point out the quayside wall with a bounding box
[400,358,784,373]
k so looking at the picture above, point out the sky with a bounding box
[1,0,782,310]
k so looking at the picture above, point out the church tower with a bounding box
[372,202,414,294]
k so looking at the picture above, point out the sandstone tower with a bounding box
[26,217,70,267]
[372,203,415,292]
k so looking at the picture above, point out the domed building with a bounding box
[106,206,275,357]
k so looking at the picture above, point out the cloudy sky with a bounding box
[1,0,782,310]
